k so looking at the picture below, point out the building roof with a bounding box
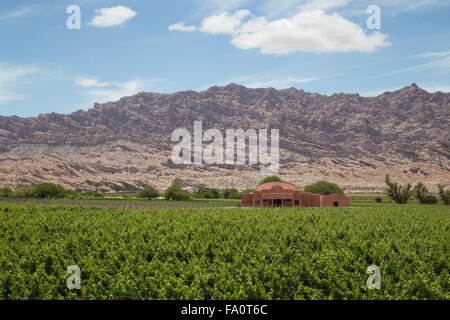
[255,182,296,192]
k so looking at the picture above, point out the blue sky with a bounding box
[0,0,449,117]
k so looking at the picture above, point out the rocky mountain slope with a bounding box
[0,83,449,193]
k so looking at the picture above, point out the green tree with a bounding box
[385,175,413,204]
[223,188,241,199]
[414,182,429,204]
[438,184,450,205]
[0,186,14,198]
[138,187,159,200]
[196,187,221,199]
[15,187,37,198]
[258,175,283,185]
[422,195,438,205]
[164,185,191,201]
[34,183,66,199]
[304,181,344,195]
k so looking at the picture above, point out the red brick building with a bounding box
[240,182,349,208]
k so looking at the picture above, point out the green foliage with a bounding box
[422,195,438,205]
[414,182,429,204]
[195,187,221,199]
[374,197,383,203]
[258,175,283,185]
[0,187,14,198]
[16,187,37,198]
[138,187,159,200]
[164,185,191,201]
[0,203,448,300]
[242,189,254,194]
[438,184,450,206]
[385,175,413,204]
[304,181,344,195]
[34,183,66,199]
[222,188,241,199]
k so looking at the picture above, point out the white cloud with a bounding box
[191,0,249,14]
[261,0,351,17]
[200,10,250,34]
[389,54,450,75]
[260,0,449,17]
[0,63,39,104]
[74,77,110,88]
[88,6,136,27]
[239,75,320,88]
[0,7,32,22]
[300,0,351,11]
[421,85,450,93]
[415,50,450,59]
[232,10,390,54]
[172,8,389,54]
[168,23,196,32]
[84,79,160,103]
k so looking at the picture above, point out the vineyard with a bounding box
[0,202,448,300]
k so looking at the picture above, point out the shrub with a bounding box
[304,181,344,195]
[414,182,429,204]
[375,197,383,203]
[172,190,191,201]
[385,175,413,204]
[84,191,104,199]
[422,195,438,205]
[34,183,66,199]
[16,187,37,198]
[438,184,449,206]
[138,187,159,200]
[196,187,221,199]
[0,187,14,198]
[222,188,241,199]
[258,176,283,185]
[164,185,191,201]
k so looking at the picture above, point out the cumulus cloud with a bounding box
[231,10,390,54]
[171,9,390,54]
[168,22,196,32]
[74,77,110,88]
[88,6,136,27]
[200,10,250,34]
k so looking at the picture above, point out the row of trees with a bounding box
[385,175,449,205]
[0,183,104,200]
[138,185,243,201]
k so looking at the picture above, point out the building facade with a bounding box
[240,182,349,207]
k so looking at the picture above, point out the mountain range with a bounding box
[0,83,448,193]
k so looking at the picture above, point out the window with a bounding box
[294,200,299,206]
[334,201,339,207]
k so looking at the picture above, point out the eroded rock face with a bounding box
[0,83,449,193]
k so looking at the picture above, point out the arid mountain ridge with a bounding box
[0,83,449,193]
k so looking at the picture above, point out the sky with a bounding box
[0,0,449,117]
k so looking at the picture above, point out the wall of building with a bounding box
[320,193,350,207]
